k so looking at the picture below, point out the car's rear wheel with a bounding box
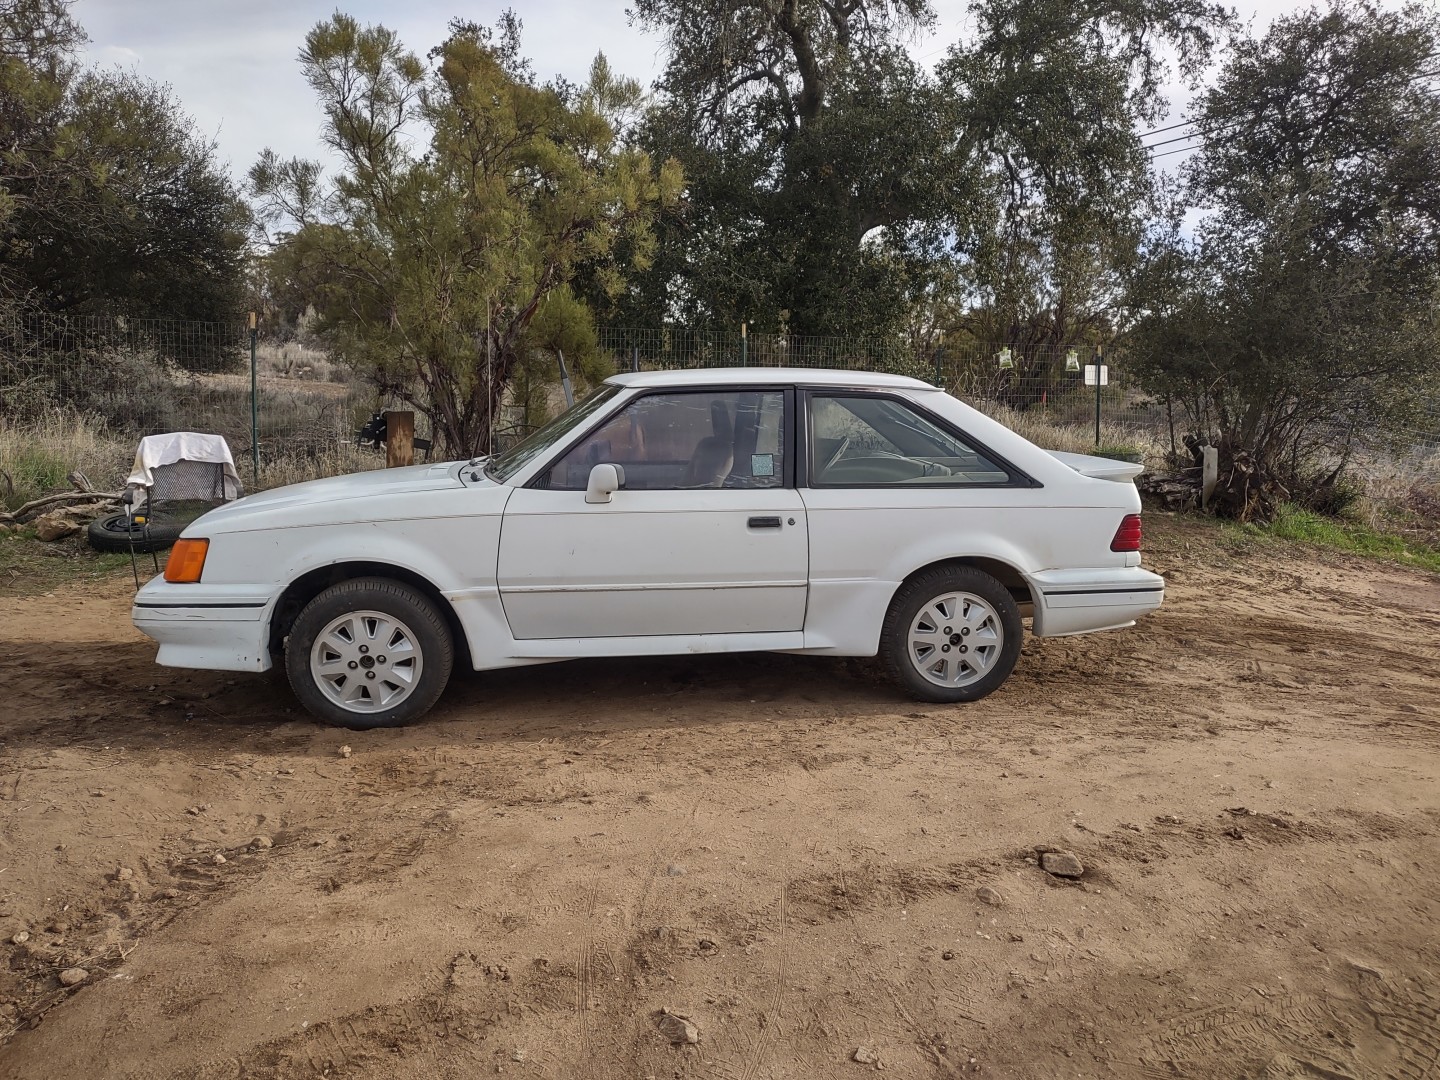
[285,578,453,729]
[881,566,1022,703]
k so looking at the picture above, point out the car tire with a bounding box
[285,577,454,729]
[881,565,1022,703]
[86,512,185,553]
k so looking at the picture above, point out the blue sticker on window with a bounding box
[751,453,775,477]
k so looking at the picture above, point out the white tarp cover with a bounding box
[126,432,243,501]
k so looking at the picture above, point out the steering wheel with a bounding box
[822,436,851,474]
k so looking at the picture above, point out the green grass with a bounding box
[1231,503,1440,574]
[2,444,76,510]
[0,410,132,511]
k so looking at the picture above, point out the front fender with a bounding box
[196,513,514,671]
[204,518,497,597]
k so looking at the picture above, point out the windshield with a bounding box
[485,384,621,483]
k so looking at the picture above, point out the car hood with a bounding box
[192,461,484,532]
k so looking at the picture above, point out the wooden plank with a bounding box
[385,411,415,468]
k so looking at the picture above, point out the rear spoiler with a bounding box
[1048,450,1144,483]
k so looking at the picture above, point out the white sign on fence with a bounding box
[1084,364,1109,386]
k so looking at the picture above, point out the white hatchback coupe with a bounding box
[132,369,1163,728]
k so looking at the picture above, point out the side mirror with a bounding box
[585,463,624,504]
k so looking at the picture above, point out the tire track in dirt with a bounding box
[1141,993,1335,1065]
[734,883,790,1080]
[572,876,603,1078]
[1362,978,1440,1080]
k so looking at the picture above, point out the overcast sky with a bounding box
[75,0,1333,185]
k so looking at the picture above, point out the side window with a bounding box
[809,395,1013,486]
[545,390,786,491]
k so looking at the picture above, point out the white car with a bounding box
[132,369,1163,728]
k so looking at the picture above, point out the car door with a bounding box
[497,387,808,640]
[797,389,1043,648]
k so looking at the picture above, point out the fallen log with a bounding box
[1137,473,1200,512]
[2,488,123,526]
[1138,448,1287,522]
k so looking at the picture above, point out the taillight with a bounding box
[164,538,209,582]
[1110,514,1142,552]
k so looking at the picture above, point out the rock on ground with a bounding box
[656,1011,699,1044]
[1040,851,1085,878]
[33,515,79,542]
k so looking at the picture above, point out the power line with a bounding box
[1144,128,1218,149]
[1139,57,1439,146]
[1145,62,1440,161]
[1150,143,1203,160]
[1138,116,1202,138]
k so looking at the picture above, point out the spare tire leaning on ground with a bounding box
[86,512,186,554]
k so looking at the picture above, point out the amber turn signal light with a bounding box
[164,538,210,583]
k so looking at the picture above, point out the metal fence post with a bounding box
[248,312,259,485]
[1094,344,1103,447]
[740,322,747,366]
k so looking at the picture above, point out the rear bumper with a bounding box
[1028,566,1164,637]
[131,579,276,672]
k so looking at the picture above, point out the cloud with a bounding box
[90,43,143,67]
[73,0,665,182]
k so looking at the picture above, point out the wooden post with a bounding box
[385,411,415,468]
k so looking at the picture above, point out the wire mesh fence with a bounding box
[4,314,1437,491]
[0,314,374,477]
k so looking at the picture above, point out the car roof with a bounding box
[604,367,938,391]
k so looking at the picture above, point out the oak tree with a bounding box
[1128,0,1440,488]
[625,0,1228,336]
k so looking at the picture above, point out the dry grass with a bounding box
[256,342,347,383]
[972,400,1169,467]
[0,410,133,509]
[253,443,383,490]
[0,409,385,510]
[1348,446,1440,546]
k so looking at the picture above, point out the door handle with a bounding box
[747,515,782,529]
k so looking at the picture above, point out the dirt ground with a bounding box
[1,517,1438,1080]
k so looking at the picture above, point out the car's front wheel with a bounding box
[285,578,454,729]
[881,566,1022,703]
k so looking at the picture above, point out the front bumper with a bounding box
[131,578,277,672]
[1028,566,1165,637]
